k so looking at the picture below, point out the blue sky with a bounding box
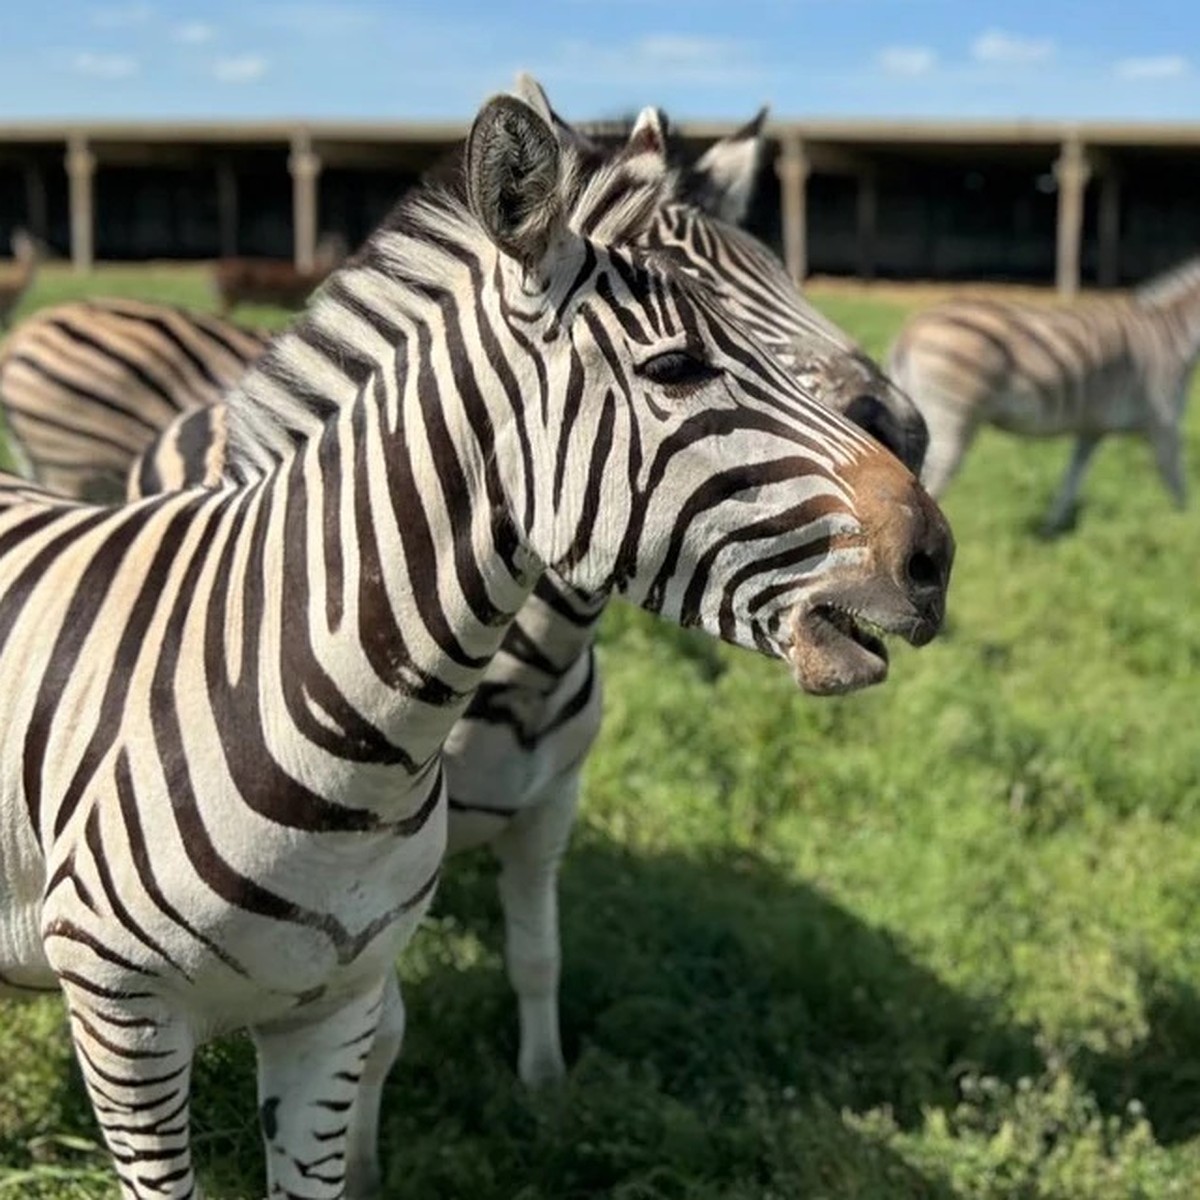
[2,1,1199,124]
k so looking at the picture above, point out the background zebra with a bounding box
[0,297,268,501]
[0,228,39,329]
[212,232,347,315]
[887,259,1200,531]
[120,85,936,1090]
[0,83,952,1199]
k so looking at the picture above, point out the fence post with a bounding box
[776,134,809,284]
[1054,138,1091,298]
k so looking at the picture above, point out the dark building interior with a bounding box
[0,120,1197,293]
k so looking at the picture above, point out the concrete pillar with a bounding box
[776,135,809,284]
[65,134,95,274]
[289,131,321,271]
[1097,170,1121,289]
[216,158,239,258]
[1054,139,1091,299]
[856,168,878,281]
[22,161,47,243]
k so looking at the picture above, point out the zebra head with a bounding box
[512,75,930,476]
[458,89,952,695]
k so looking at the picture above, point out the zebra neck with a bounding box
[220,263,411,477]
[1163,295,1200,369]
[249,350,545,796]
[1138,270,1200,373]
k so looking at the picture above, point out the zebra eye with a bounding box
[636,350,721,393]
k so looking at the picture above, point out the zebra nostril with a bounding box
[906,549,940,591]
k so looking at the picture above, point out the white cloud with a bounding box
[212,54,269,84]
[546,34,763,87]
[71,51,139,79]
[971,29,1055,66]
[1115,55,1189,81]
[877,45,937,78]
[635,35,737,65]
[174,21,215,45]
[255,3,376,36]
[90,2,153,28]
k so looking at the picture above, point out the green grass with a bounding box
[3,269,1200,1198]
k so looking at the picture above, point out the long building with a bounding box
[1,118,1198,294]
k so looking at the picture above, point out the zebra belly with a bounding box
[0,796,55,992]
[0,905,56,996]
[987,384,1079,437]
[988,370,1146,438]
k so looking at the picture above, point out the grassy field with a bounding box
[2,265,1200,1199]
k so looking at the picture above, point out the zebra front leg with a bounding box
[1043,433,1102,534]
[61,982,198,1200]
[491,769,581,1086]
[252,981,391,1200]
[918,407,977,499]
[1150,425,1187,510]
[344,972,405,1200]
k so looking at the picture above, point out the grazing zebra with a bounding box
[0,297,268,500]
[0,84,953,1198]
[0,228,39,328]
[887,258,1200,530]
[120,87,933,1094]
[212,233,347,315]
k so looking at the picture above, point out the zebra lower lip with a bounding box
[785,602,891,696]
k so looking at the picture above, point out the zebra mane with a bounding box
[1134,255,1200,310]
[221,127,669,475]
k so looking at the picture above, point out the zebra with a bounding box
[0,227,39,328]
[212,233,347,315]
[887,258,1200,531]
[0,297,268,500]
[0,83,953,1199]
[118,87,934,1091]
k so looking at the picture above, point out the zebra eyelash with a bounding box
[633,348,722,396]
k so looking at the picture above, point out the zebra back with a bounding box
[0,298,268,500]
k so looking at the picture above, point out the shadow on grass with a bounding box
[11,832,1194,1196]
[383,833,1044,1198]
[1076,968,1200,1146]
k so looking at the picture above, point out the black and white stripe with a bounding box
[887,258,1200,530]
[0,297,267,500]
[124,95,936,1094]
[0,85,950,1198]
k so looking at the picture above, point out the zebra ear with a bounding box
[513,71,603,156]
[466,94,565,273]
[683,106,769,226]
[626,106,669,162]
[511,72,555,126]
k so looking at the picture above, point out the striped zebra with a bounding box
[887,259,1200,531]
[0,297,268,500]
[120,88,934,1091]
[0,84,953,1199]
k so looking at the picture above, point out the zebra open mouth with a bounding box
[819,603,890,662]
[785,601,894,695]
